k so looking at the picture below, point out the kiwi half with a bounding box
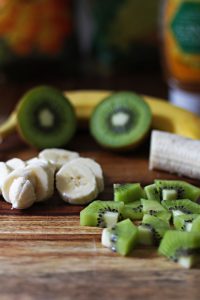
[155,180,200,202]
[114,183,145,203]
[17,86,77,149]
[159,230,200,268]
[90,92,152,150]
[80,200,124,227]
[101,219,138,256]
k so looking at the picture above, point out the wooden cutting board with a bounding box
[0,131,199,300]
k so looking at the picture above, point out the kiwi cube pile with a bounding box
[80,179,200,268]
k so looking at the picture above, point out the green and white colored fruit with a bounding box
[101,219,138,256]
[80,200,124,227]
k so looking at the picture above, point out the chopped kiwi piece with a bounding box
[138,214,170,246]
[173,214,199,231]
[17,86,77,149]
[162,189,177,201]
[144,184,160,202]
[155,180,200,202]
[121,200,143,220]
[101,219,138,256]
[141,199,171,222]
[90,92,152,150]
[159,230,200,268]
[162,199,200,216]
[114,183,145,203]
[80,200,124,227]
[191,216,200,233]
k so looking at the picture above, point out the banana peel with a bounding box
[1,90,200,143]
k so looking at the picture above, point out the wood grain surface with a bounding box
[0,131,199,300]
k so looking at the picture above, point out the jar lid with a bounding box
[169,87,200,115]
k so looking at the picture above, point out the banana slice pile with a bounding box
[0,149,104,209]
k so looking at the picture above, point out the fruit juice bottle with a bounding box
[161,0,200,114]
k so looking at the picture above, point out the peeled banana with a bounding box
[1,90,200,143]
[149,130,200,180]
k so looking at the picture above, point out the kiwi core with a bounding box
[38,108,55,128]
[108,108,133,133]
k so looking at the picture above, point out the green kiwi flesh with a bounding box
[90,92,152,150]
[17,86,77,149]
[191,216,200,233]
[114,183,145,203]
[121,200,143,220]
[155,180,200,202]
[159,230,200,268]
[138,214,170,246]
[173,214,199,231]
[101,219,138,256]
[144,184,160,202]
[80,200,124,227]
[141,199,171,222]
[162,199,200,216]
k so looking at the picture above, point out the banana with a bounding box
[1,90,200,144]
[0,158,26,194]
[70,157,104,193]
[56,160,98,204]
[6,158,26,169]
[26,163,55,202]
[149,130,200,180]
[9,177,36,209]
[38,148,79,170]
[0,162,12,193]
[2,168,36,209]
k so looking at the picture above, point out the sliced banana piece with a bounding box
[0,162,12,193]
[71,157,104,193]
[56,160,98,204]
[38,148,79,170]
[6,158,26,169]
[26,163,55,202]
[9,177,36,209]
[2,168,36,208]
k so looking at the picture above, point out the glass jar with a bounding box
[161,0,200,114]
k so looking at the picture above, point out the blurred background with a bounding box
[0,0,200,114]
[0,0,165,106]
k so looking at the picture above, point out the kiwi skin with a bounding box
[16,86,77,149]
[90,92,152,151]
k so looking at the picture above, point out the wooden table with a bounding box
[0,77,199,299]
